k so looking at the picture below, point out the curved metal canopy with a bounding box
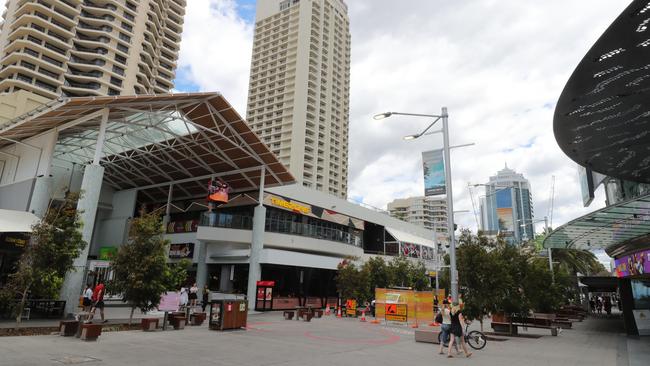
[543,193,650,254]
[554,0,650,183]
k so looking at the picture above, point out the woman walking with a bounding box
[438,299,453,355]
[189,283,199,307]
[448,303,472,358]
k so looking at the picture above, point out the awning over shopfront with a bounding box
[384,227,435,248]
[543,193,650,254]
[0,209,39,233]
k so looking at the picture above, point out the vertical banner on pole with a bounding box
[422,149,446,196]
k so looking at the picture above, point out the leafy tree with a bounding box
[110,212,186,324]
[361,256,389,292]
[3,193,86,326]
[456,230,502,330]
[335,258,368,301]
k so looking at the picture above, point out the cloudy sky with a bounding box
[1,0,627,259]
[174,0,629,239]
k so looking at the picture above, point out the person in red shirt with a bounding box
[85,279,107,323]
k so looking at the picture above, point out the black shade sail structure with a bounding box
[554,0,650,183]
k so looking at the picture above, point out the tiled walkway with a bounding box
[0,311,647,366]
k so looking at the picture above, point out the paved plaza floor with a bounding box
[0,311,647,366]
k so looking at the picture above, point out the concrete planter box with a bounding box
[59,320,79,337]
[190,313,206,326]
[171,316,186,330]
[141,318,159,331]
[80,323,102,341]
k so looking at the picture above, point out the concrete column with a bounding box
[220,265,233,292]
[196,241,208,300]
[247,204,266,310]
[28,175,53,218]
[60,164,105,316]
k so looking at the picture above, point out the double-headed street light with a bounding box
[374,108,461,302]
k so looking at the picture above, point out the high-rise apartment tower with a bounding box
[246,0,351,198]
[0,0,186,99]
[479,165,534,244]
[387,196,448,246]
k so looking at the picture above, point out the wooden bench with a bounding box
[414,329,441,344]
[313,309,323,318]
[492,321,519,335]
[493,320,558,336]
[283,311,295,320]
[171,315,186,330]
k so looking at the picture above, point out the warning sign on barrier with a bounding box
[385,303,407,322]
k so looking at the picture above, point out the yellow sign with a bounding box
[428,271,437,277]
[346,299,357,316]
[385,303,407,322]
[270,197,311,215]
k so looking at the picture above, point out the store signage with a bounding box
[256,280,275,287]
[0,233,29,250]
[264,193,365,230]
[385,303,407,322]
[614,249,650,277]
[423,149,446,196]
[158,292,180,312]
[98,247,118,261]
[168,243,194,259]
[270,197,311,214]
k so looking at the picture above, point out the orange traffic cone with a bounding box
[360,310,366,322]
[411,319,419,328]
[325,304,331,316]
[336,306,342,318]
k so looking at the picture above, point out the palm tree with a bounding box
[551,249,606,275]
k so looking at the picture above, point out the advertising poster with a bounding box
[374,288,434,324]
[496,207,514,232]
[614,249,650,277]
[422,149,446,196]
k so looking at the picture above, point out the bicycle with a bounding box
[438,321,487,350]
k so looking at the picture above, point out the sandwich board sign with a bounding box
[385,303,407,322]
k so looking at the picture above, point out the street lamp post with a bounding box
[517,216,554,283]
[374,107,460,302]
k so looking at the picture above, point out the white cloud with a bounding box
[176,0,627,259]
[176,0,254,113]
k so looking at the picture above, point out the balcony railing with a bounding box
[200,212,362,247]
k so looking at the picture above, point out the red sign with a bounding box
[256,281,275,287]
[208,179,230,203]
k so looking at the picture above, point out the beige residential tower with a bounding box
[246,0,351,198]
[387,196,449,246]
[0,0,185,100]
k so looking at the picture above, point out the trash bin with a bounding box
[208,295,247,331]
